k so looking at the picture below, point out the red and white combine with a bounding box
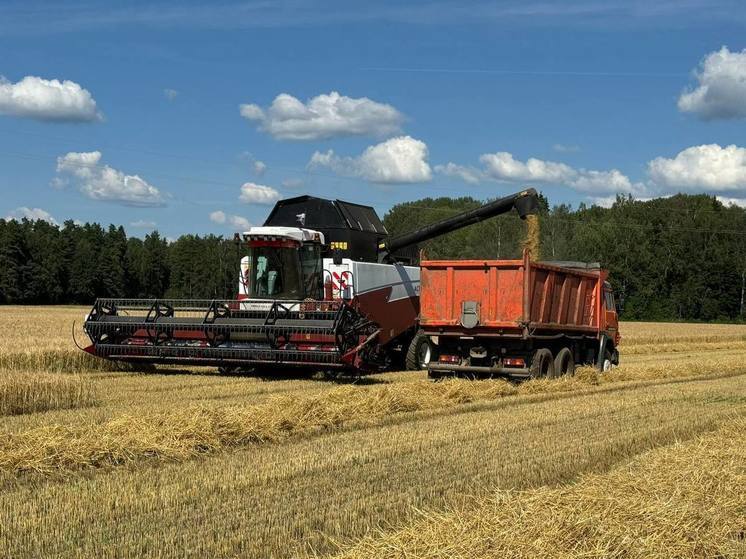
[82,190,540,374]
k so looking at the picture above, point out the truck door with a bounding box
[603,283,620,346]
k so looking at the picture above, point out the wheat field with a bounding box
[0,306,745,558]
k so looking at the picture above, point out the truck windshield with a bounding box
[244,244,323,300]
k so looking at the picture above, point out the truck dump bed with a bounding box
[420,252,606,337]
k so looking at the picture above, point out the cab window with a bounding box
[604,291,615,311]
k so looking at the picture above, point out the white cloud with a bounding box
[56,151,164,207]
[228,215,251,230]
[239,182,281,204]
[282,178,304,189]
[0,75,101,122]
[717,196,746,208]
[210,210,251,230]
[439,151,643,196]
[480,152,576,184]
[49,176,68,189]
[678,47,746,120]
[569,169,638,194]
[480,152,641,195]
[4,206,58,225]
[434,162,483,184]
[240,91,404,140]
[587,195,618,208]
[130,220,156,228]
[648,144,746,192]
[163,88,178,101]
[253,160,267,176]
[309,135,432,184]
[552,143,580,153]
[209,210,226,224]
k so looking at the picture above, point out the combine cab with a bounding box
[82,190,540,374]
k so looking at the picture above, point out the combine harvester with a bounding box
[82,189,540,374]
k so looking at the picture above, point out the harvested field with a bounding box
[1,306,745,558]
[333,417,746,559]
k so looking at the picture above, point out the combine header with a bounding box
[82,189,539,373]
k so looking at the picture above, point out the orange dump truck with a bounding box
[419,251,620,379]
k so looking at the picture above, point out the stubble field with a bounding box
[0,306,745,558]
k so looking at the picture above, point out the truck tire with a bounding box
[406,330,436,370]
[602,356,613,372]
[529,348,554,379]
[553,347,574,377]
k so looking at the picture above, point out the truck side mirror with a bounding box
[616,294,625,314]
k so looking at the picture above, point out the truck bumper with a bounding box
[428,364,530,379]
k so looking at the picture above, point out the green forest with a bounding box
[1,193,745,321]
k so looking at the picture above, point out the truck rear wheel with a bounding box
[553,347,575,377]
[406,330,436,370]
[529,348,554,379]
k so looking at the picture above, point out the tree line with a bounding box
[1,193,745,321]
[0,220,239,304]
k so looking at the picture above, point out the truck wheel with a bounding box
[553,347,574,377]
[406,330,436,370]
[529,348,554,379]
[602,357,613,372]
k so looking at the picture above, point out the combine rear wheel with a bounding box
[406,330,436,370]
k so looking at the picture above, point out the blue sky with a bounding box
[1,0,746,239]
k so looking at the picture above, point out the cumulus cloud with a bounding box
[717,196,746,208]
[648,144,746,192]
[678,47,746,120]
[282,177,304,189]
[253,160,267,176]
[587,195,619,208]
[0,75,101,122]
[439,151,641,195]
[56,151,164,207]
[552,143,580,153]
[4,206,58,225]
[130,220,156,228]
[433,162,483,184]
[239,182,281,204]
[210,210,251,230]
[480,152,577,184]
[309,136,432,184]
[209,210,226,224]
[240,91,404,140]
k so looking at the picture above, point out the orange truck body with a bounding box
[419,251,620,377]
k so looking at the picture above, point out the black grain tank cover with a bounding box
[263,195,387,262]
